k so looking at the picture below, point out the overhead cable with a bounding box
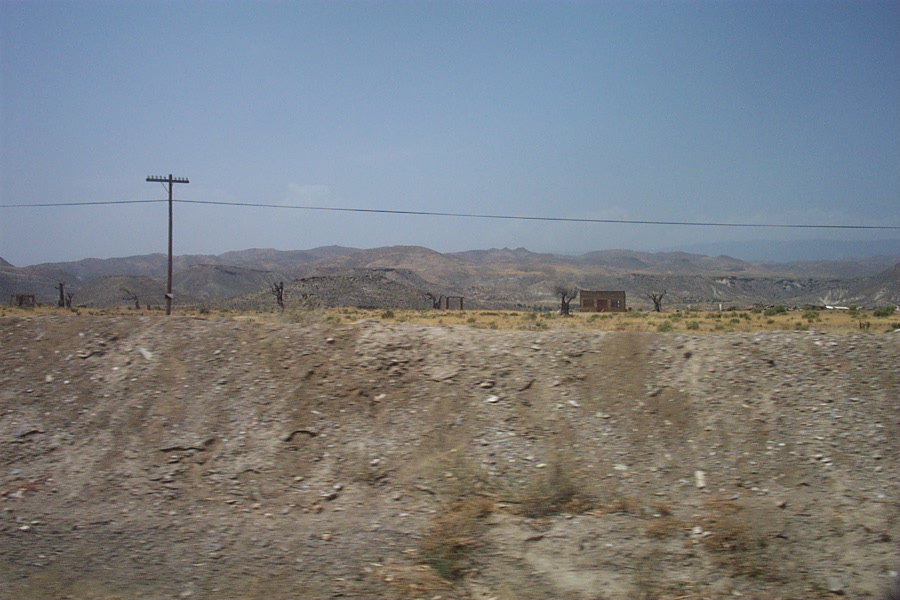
[2,197,898,230]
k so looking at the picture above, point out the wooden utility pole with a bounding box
[146,174,189,315]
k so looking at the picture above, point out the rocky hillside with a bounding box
[71,276,198,309]
[0,316,897,599]
[2,246,897,310]
[217,269,451,312]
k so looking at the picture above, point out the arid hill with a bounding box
[2,246,897,310]
[0,315,897,599]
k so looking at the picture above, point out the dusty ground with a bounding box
[1,314,897,599]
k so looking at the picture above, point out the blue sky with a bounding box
[1,0,898,266]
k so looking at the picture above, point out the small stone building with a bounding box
[579,290,626,312]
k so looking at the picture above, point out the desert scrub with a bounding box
[516,460,592,518]
[700,497,778,581]
[873,305,897,317]
[280,306,327,325]
[604,495,643,516]
[686,320,701,330]
[656,320,674,332]
[422,496,493,580]
[644,515,690,538]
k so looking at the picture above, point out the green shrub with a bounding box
[381,309,395,319]
[764,305,787,316]
[873,306,897,318]
[657,321,674,332]
[686,321,701,330]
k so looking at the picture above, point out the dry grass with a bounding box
[644,515,690,538]
[517,464,585,518]
[698,497,779,581]
[378,310,898,334]
[376,560,455,598]
[3,304,896,334]
[342,306,897,334]
[421,496,494,580]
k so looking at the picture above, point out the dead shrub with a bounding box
[421,496,493,580]
[517,461,593,518]
[644,515,688,538]
[602,495,643,516]
[377,561,454,598]
[700,498,776,580]
[428,451,494,501]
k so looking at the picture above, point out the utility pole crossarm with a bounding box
[146,173,189,316]
[146,175,189,184]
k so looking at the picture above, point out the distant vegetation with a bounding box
[3,305,898,334]
[2,246,897,311]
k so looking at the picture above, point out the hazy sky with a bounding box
[1,0,898,266]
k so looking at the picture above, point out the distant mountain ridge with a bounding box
[1,245,897,310]
[666,238,899,262]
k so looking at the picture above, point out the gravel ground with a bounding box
[1,315,897,599]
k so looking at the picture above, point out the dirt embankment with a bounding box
[1,316,897,599]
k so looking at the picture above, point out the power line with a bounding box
[2,197,898,230]
[0,199,167,207]
[173,199,900,230]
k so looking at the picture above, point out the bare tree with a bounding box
[647,290,666,312]
[425,292,444,309]
[121,288,140,310]
[553,284,579,316]
[56,283,66,308]
[271,281,285,309]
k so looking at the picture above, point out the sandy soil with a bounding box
[1,315,897,599]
